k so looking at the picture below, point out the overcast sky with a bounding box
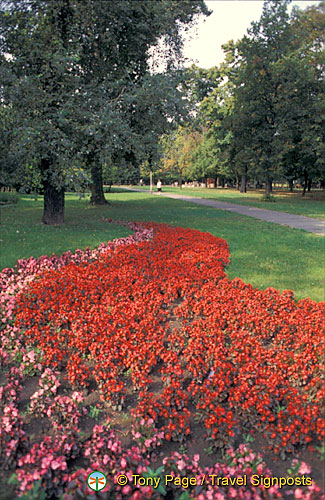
[182,0,321,68]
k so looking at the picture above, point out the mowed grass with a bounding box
[1,191,324,301]
[130,185,325,219]
[0,193,132,269]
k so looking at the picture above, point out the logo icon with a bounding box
[87,470,107,491]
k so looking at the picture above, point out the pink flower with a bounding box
[120,457,127,469]
[257,463,264,474]
[176,459,186,471]
[41,454,54,468]
[111,442,119,453]
[131,492,142,500]
[298,462,311,475]
[27,350,35,361]
[71,391,83,403]
[229,487,237,498]
[51,459,64,470]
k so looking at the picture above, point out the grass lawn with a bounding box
[128,185,325,220]
[1,191,324,302]
[0,193,132,270]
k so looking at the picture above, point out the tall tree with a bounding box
[160,126,202,187]
[1,0,79,223]
[116,71,192,184]
[0,0,209,222]
[229,0,293,195]
[193,61,235,187]
[75,1,210,204]
[274,2,325,193]
[226,0,324,195]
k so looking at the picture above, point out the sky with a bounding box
[182,0,321,68]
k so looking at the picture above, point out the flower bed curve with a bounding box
[0,220,324,499]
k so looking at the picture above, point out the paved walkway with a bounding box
[122,187,325,235]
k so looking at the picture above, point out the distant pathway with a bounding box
[121,187,325,235]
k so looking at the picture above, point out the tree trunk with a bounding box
[240,173,247,193]
[307,179,312,192]
[265,179,272,196]
[90,163,107,205]
[216,176,220,188]
[42,178,65,225]
[41,159,65,225]
[221,178,225,188]
[149,170,153,194]
[288,179,293,192]
[302,172,308,197]
[178,174,182,190]
[236,175,239,190]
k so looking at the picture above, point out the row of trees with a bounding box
[0,0,209,223]
[159,1,325,195]
[1,1,324,224]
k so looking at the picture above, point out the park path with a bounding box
[121,187,325,235]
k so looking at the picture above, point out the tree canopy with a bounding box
[159,0,324,194]
[2,0,324,213]
[0,0,209,222]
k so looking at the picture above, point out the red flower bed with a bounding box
[14,222,324,458]
[0,221,323,498]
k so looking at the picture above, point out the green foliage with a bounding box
[160,126,203,184]
[243,433,255,444]
[160,64,234,184]
[203,444,214,456]
[176,493,192,500]
[228,1,291,188]
[316,444,325,461]
[183,64,221,107]
[88,404,104,421]
[227,0,324,192]
[272,3,325,192]
[168,1,324,193]
[143,466,167,496]
[0,0,209,219]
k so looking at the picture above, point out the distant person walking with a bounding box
[157,179,162,194]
